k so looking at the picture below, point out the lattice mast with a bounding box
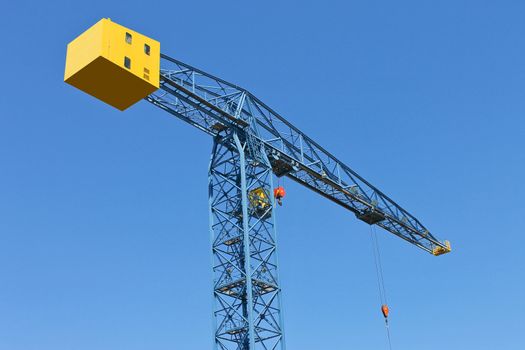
[64,19,451,350]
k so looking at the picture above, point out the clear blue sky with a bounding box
[1,1,524,349]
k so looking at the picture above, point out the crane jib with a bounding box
[147,53,451,256]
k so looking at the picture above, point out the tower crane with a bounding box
[64,18,451,350]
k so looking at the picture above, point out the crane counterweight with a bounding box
[64,18,160,110]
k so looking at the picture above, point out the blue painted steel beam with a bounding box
[146,54,449,255]
[208,132,285,350]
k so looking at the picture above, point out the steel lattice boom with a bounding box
[147,54,450,255]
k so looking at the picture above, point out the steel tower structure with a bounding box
[64,19,451,350]
[140,54,451,350]
[208,133,284,349]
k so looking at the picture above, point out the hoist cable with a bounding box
[372,227,388,305]
[385,320,393,350]
[369,225,393,350]
[370,226,384,305]
[369,225,387,304]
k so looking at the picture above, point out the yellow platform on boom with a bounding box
[64,18,160,111]
[433,240,452,256]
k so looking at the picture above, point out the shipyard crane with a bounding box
[64,18,451,350]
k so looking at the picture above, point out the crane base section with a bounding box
[64,18,160,111]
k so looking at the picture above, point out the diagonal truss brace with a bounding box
[208,131,285,350]
[146,54,449,255]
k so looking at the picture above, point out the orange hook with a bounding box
[273,187,286,206]
[381,304,389,319]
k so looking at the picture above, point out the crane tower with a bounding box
[64,18,451,350]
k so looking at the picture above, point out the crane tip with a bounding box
[432,240,451,256]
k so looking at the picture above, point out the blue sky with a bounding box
[1,1,524,349]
